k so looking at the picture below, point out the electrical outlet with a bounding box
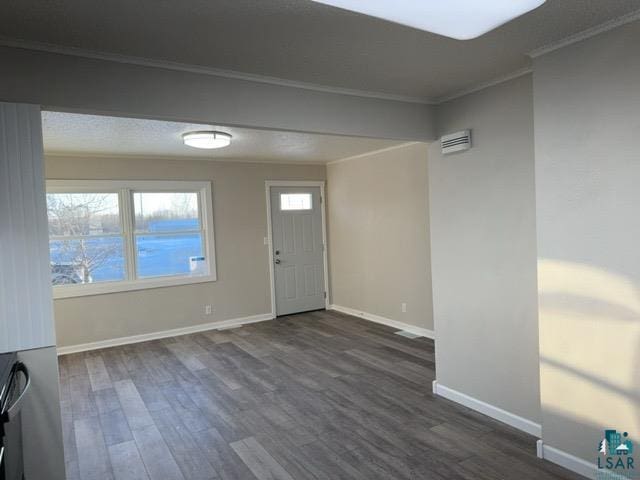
[205,305,213,315]
[401,303,407,313]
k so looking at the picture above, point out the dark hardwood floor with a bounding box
[59,310,584,480]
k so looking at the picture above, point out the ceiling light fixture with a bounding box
[182,131,232,149]
[310,0,546,40]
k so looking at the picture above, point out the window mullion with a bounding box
[121,188,137,281]
[49,233,123,241]
[134,230,202,237]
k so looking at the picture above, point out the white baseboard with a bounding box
[56,313,274,355]
[328,304,435,339]
[432,380,542,438]
[536,440,600,480]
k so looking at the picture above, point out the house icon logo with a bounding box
[597,429,635,478]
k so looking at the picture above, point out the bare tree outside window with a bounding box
[47,193,124,284]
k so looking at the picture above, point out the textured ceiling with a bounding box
[41,111,404,163]
[2,0,639,100]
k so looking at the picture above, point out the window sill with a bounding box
[52,274,217,299]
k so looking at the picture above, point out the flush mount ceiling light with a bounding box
[182,131,232,149]
[310,0,546,40]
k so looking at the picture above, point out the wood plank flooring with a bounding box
[59,310,584,480]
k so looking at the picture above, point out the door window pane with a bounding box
[134,192,200,232]
[47,193,121,236]
[136,233,204,278]
[50,237,126,284]
[280,193,312,211]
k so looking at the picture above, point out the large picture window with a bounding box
[46,180,216,298]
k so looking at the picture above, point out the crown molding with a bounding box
[0,35,533,108]
[0,37,436,105]
[435,66,532,104]
[416,9,640,104]
[327,141,420,165]
[44,151,328,166]
[3,10,640,111]
[529,8,640,58]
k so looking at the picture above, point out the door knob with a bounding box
[275,259,281,264]
[275,250,280,255]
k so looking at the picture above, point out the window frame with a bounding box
[47,180,217,299]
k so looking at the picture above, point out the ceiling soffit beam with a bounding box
[0,37,436,106]
[2,8,637,135]
[0,44,436,142]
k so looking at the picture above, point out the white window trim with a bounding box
[47,179,217,299]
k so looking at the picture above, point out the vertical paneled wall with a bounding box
[0,102,55,352]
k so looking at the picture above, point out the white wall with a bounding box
[0,46,436,141]
[534,20,640,463]
[428,75,541,424]
[327,143,433,332]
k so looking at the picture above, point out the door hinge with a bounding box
[320,195,323,204]
[324,292,327,299]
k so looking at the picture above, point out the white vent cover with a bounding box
[441,130,471,155]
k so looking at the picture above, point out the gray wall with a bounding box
[47,155,325,347]
[19,346,66,480]
[428,74,541,423]
[327,143,433,331]
[534,21,640,462]
[0,46,436,141]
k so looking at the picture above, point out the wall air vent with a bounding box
[441,130,471,155]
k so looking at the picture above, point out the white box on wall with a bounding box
[441,129,472,155]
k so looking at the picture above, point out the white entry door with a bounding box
[270,186,326,316]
